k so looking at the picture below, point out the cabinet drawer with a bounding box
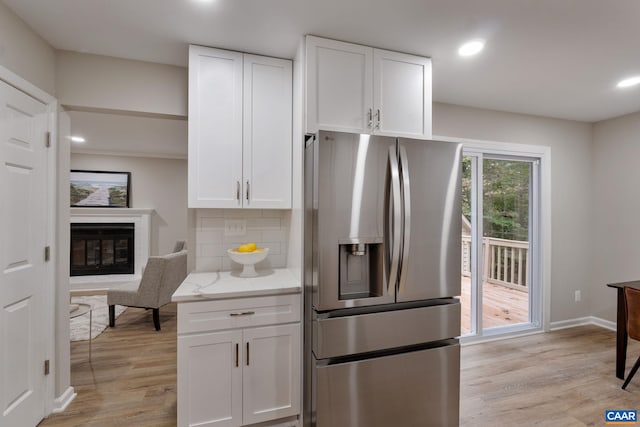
[178,294,301,334]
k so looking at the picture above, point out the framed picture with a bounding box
[70,170,131,208]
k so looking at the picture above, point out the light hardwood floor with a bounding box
[40,308,639,426]
[39,304,179,427]
[461,325,640,426]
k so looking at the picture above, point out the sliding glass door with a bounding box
[461,151,541,338]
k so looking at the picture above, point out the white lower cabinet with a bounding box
[242,324,300,425]
[177,295,301,427]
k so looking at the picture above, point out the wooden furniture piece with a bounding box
[305,35,432,139]
[108,249,187,331]
[622,286,640,389]
[606,280,640,379]
[69,303,93,360]
[188,45,292,209]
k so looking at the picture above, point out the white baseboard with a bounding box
[590,316,616,331]
[51,386,76,414]
[550,316,616,332]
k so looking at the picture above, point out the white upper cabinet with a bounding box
[305,36,432,139]
[373,49,432,138]
[189,46,243,208]
[189,45,292,209]
[305,36,372,134]
[243,55,292,209]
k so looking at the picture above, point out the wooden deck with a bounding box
[459,276,529,335]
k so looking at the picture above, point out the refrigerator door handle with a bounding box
[398,145,411,293]
[386,146,402,294]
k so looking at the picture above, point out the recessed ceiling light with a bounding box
[70,136,86,143]
[458,40,485,57]
[617,76,640,88]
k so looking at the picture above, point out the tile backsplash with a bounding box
[195,209,290,272]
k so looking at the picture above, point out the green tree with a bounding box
[462,157,530,242]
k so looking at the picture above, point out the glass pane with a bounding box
[86,240,100,266]
[460,155,473,336]
[102,240,114,265]
[482,159,530,330]
[115,239,129,264]
[72,240,86,266]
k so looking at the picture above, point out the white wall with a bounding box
[591,110,640,321]
[70,153,188,256]
[56,50,187,116]
[433,102,594,323]
[0,1,56,95]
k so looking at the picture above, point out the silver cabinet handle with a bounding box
[368,108,373,128]
[229,311,255,317]
[236,181,241,201]
[376,109,381,129]
[246,180,250,203]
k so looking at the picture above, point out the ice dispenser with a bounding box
[338,241,383,300]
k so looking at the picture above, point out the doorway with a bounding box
[460,147,544,339]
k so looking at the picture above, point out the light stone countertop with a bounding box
[171,268,301,302]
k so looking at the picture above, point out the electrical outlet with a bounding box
[224,219,246,236]
[574,290,581,302]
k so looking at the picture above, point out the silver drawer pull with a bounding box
[229,311,255,317]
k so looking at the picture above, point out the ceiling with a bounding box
[4,0,640,123]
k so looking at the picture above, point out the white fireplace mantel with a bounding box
[70,208,154,291]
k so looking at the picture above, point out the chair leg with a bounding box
[109,305,115,327]
[622,355,640,389]
[153,308,160,331]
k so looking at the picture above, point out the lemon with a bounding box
[236,243,257,252]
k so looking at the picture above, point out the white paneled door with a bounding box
[0,80,49,427]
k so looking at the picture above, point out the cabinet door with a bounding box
[373,49,432,139]
[306,36,373,134]
[243,54,292,209]
[178,330,243,427]
[242,324,301,425]
[189,45,244,208]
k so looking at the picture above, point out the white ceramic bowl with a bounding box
[227,248,269,277]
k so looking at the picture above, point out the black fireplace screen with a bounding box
[70,223,135,276]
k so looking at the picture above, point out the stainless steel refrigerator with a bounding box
[303,130,462,427]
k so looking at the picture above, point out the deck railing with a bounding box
[461,235,529,292]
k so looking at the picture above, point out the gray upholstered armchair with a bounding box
[108,249,187,330]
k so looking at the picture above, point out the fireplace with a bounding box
[71,223,135,276]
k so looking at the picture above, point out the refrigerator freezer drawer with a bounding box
[313,301,460,359]
[315,343,460,427]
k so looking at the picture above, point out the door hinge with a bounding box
[45,131,51,148]
[44,359,50,375]
[44,246,51,262]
